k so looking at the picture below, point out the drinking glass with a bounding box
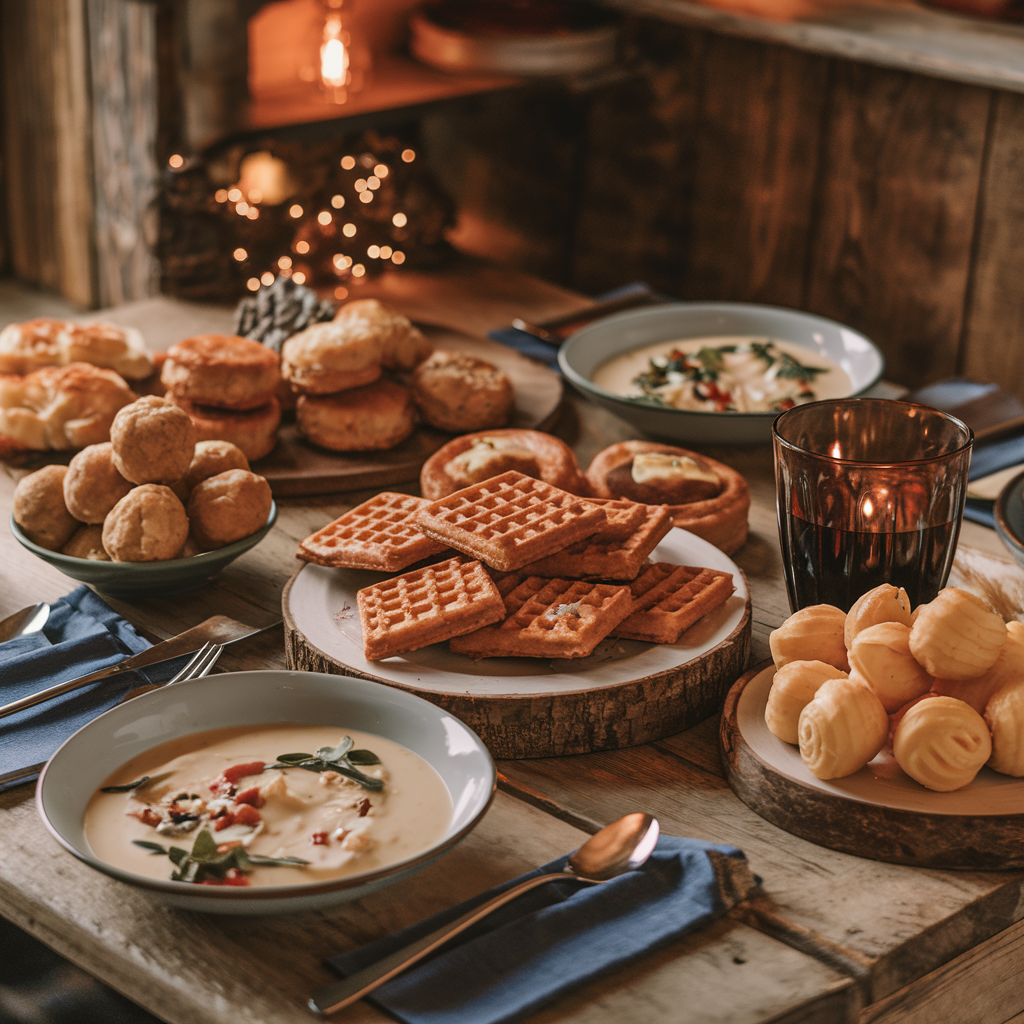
[773,399,972,612]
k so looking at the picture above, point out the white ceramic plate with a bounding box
[37,670,495,915]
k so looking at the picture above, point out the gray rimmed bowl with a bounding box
[10,502,277,598]
[994,470,1024,570]
[558,302,884,446]
[36,669,496,915]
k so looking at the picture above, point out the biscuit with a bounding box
[59,322,152,380]
[110,396,196,485]
[186,469,273,550]
[61,524,110,561]
[893,696,991,791]
[0,318,67,374]
[13,465,80,550]
[333,299,433,372]
[170,396,280,462]
[296,380,415,452]
[162,334,280,410]
[63,442,133,523]
[420,429,586,500]
[909,587,1007,680]
[412,350,514,433]
[173,440,250,501]
[612,564,734,643]
[586,441,750,554]
[102,484,190,562]
[281,320,383,395]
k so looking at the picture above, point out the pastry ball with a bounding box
[893,696,991,791]
[110,396,196,485]
[186,469,272,550]
[61,524,110,561]
[798,677,889,780]
[844,584,913,648]
[63,442,133,523]
[281,320,383,395]
[770,604,849,673]
[848,622,932,713]
[985,675,1024,776]
[13,465,79,550]
[765,660,847,745]
[412,350,514,432]
[102,484,189,562]
[909,587,1006,680]
[161,334,280,410]
[171,395,279,462]
[931,621,1024,714]
[296,380,415,452]
[173,440,250,501]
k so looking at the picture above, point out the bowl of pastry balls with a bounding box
[10,396,277,597]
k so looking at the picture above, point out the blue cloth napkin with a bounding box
[0,587,185,791]
[326,835,757,1024]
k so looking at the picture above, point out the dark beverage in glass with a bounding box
[773,400,972,613]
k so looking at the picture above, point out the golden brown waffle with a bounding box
[297,492,448,571]
[613,563,734,643]
[518,504,672,581]
[583,498,648,540]
[414,470,606,572]
[450,576,633,659]
[357,557,505,660]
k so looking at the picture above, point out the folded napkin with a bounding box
[0,587,185,792]
[326,834,758,1024]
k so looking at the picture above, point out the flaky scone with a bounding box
[412,350,514,433]
[332,298,432,371]
[102,484,189,562]
[770,604,849,673]
[848,622,932,713]
[765,660,848,745]
[893,696,991,791]
[281,320,383,395]
[63,442,133,523]
[909,587,1006,680]
[110,396,195,485]
[585,441,749,554]
[170,395,280,462]
[798,677,889,779]
[0,318,67,374]
[13,465,79,550]
[162,334,280,410]
[186,469,272,550]
[844,584,913,648]
[296,380,415,452]
[59,322,152,380]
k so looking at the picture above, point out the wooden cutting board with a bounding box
[282,528,752,758]
[720,661,1024,869]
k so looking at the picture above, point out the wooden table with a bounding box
[3,263,1024,1024]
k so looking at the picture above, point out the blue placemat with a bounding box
[326,834,758,1024]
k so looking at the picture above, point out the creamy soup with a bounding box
[591,337,852,413]
[84,724,453,887]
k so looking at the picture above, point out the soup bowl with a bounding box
[36,670,496,915]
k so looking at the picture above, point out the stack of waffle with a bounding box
[297,471,735,662]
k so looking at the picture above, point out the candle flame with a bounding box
[320,16,349,91]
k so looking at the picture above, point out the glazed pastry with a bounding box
[63,442,133,524]
[893,696,991,791]
[798,676,889,780]
[770,604,849,673]
[765,660,848,745]
[412,350,514,433]
[909,588,1006,680]
[110,396,196,485]
[173,440,250,501]
[844,584,913,648]
[102,485,189,562]
[61,524,110,561]
[13,465,79,551]
[186,469,272,550]
[848,622,932,713]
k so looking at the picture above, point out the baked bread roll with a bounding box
[110,396,196,485]
[63,442,133,523]
[765,660,847,745]
[102,484,190,562]
[412,350,514,432]
[798,677,889,779]
[893,696,991,791]
[332,299,432,371]
[909,588,1006,680]
[844,584,913,648]
[770,604,849,673]
[13,465,79,550]
[162,335,280,410]
[848,621,932,713]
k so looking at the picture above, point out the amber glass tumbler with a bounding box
[773,399,972,612]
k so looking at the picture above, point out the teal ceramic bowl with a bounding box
[10,502,277,598]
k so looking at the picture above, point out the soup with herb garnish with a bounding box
[84,724,453,887]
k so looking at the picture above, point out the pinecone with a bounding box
[234,276,336,352]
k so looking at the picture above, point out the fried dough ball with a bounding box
[844,584,913,648]
[63,442,133,523]
[848,622,932,713]
[172,440,250,502]
[893,696,991,791]
[770,604,849,673]
[13,465,79,550]
[412,350,513,432]
[110,396,196,485]
[765,660,848,745]
[798,676,889,780]
[102,484,189,562]
[909,588,1006,680]
[186,469,272,550]
[61,524,110,561]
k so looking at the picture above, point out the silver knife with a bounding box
[0,615,278,721]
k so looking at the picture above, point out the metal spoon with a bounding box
[0,603,49,644]
[309,812,660,1016]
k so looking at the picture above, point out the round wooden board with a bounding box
[283,528,752,759]
[720,661,1024,870]
[255,324,563,497]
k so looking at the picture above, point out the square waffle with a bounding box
[518,504,672,580]
[357,557,505,660]
[612,563,735,644]
[297,492,448,571]
[415,471,607,572]
[450,576,633,659]
[583,498,648,540]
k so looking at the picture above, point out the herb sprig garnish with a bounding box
[134,831,308,884]
[101,776,151,793]
[266,736,383,792]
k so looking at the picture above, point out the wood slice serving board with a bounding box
[721,661,1024,870]
[283,528,752,759]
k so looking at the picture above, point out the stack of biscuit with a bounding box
[297,470,736,662]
